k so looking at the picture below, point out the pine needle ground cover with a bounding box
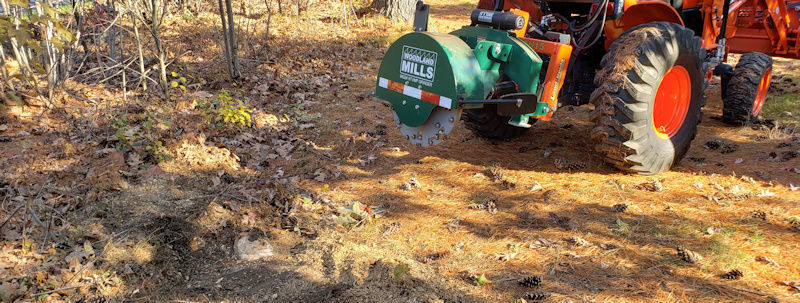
[0,0,798,302]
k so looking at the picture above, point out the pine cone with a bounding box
[651,179,664,192]
[554,157,587,170]
[518,276,542,287]
[720,269,743,280]
[485,201,497,215]
[567,236,590,246]
[542,190,558,202]
[554,157,567,170]
[501,180,517,190]
[567,161,588,170]
[399,178,421,190]
[522,291,551,301]
[549,212,570,226]
[750,210,768,220]
[485,166,505,182]
[611,203,628,213]
[676,246,702,264]
[468,200,497,215]
[634,179,663,192]
[422,251,448,263]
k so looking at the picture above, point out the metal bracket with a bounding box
[413,1,430,32]
[460,99,524,106]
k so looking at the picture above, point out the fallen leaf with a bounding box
[566,236,590,246]
[83,240,94,255]
[494,251,518,261]
[358,154,377,166]
[529,238,555,248]
[755,256,780,267]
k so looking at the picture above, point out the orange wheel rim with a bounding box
[653,65,691,139]
[752,68,771,116]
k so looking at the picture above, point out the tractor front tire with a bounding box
[590,22,705,174]
[463,105,531,140]
[722,52,773,125]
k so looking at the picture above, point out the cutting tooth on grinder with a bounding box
[393,107,462,147]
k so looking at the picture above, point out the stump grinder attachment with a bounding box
[374,0,791,174]
[374,8,571,147]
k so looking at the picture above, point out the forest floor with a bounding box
[1,0,799,302]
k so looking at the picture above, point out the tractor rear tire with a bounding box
[722,52,773,125]
[463,105,532,140]
[590,22,705,174]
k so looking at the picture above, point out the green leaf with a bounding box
[473,274,491,286]
[10,28,32,44]
[322,184,329,193]
[334,214,357,226]
[170,81,179,88]
[179,77,187,83]
[171,71,178,77]
[0,18,11,36]
[54,24,76,43]
[392,263,410,279]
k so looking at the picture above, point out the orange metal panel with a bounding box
[722,0,800,58]
[509,8,530,38]
[519,38,573,120]
[604,1,684,48]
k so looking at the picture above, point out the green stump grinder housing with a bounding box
[375,20,545,147]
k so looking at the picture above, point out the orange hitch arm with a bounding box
[520,37,573,121]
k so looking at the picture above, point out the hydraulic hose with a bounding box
[493,0,505,11]
[551,0,609,32]
[575,0,608,52]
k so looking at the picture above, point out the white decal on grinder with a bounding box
[478,11,494,23]
[400,45,437,86]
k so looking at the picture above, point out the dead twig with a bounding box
[30,285,81,297]
[0,205,24,230]
[717,284,766,297]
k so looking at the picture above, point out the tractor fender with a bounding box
[603,1,684,48]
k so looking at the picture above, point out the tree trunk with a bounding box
[217,0,239,79]
[370,0,415,23]
[224,0,240,78]
[130,11,147,92]
[217,0,233,78]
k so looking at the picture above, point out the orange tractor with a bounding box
[374,0,794,174]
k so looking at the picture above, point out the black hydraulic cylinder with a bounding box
[470,9,525,31]
[491,81,518,97]
[718,0,731,41]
